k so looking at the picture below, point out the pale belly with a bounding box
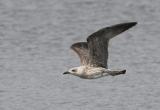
[80,72,109,79]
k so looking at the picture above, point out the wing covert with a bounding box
[71,42,89,65]
[87,22,137,68]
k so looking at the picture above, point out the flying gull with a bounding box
[63,22,137,79]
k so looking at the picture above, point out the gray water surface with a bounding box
[0,0,160,110]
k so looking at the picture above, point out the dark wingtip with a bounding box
[129,22,137,25]
[87,22,137,41]
[113,22,137,30]
[125,22,137,27]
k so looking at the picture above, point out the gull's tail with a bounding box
[106,69,126,76]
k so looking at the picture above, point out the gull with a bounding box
[63,22,137,79]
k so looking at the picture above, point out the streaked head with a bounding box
[63,66,85,76]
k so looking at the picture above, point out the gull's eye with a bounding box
[72,69,77,72]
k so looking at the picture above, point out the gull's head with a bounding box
[63,66,85,76]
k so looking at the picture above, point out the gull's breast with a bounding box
[80,67,107,79]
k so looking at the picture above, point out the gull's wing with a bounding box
[71,42,89,65]
[87,22,137,68]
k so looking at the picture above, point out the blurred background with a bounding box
[0,0,160,110]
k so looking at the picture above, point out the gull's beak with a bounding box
[63,71,70,75]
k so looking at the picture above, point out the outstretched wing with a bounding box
[87,22,137,68]
[71,42,89,65]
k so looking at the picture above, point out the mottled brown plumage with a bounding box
[64,22,137,79]
[71,42,89,65]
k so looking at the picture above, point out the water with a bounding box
[0,0,160,110]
